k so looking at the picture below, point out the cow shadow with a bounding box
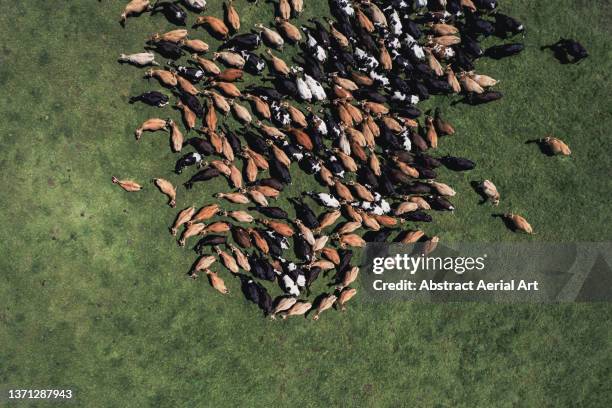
[451,92,502,106]
[450,95,481,107]
[492,213,517,232]
[525,139,554,156]
[192,24,228,41]
[171,104,193,131]
[305,292,330,319]
[143,73,176,89]
[540,43,572,64]
[186,256,205,278]
[264,0,283,21]
[237,273,254,295]
[144,45,184,60]
[470,180,489,205]
[362,229,395,243]
[327,268,343,288]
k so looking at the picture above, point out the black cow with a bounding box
[148,41,183,59]
[194,235,227,254]
[151,1,187,25]
[241,51,266,75]
[250,206,288,219]
[175,152,203,174]
[493,13,525,38]
[542,38,588,64]
[400,211,433,222]
[289,197,319,228]
[169,62,205,82]
[184,137,214,155]
[184,167,220,189]
[270,159,292,184]
[129,91,169,107]
[466,90,503,104]
[485,43,524,59]
[222,33,262,51]
[442,155,476,171]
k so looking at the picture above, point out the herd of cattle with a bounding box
[112,0,583,319]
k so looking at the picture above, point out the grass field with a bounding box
[0,0,611,406]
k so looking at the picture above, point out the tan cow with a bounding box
[480,180,500,206]
[312,294,337,320]
[338,266,359,289]
[189,204,220,225]
[135,118,167,140]
[206,270,229,294]
[230,100,252,124]
[203,90,231,115]
[170,206,195,236]
[145,68,177,86]
[229,244,250,271]
[224,0,240,32]
[316,210,342,232]
[337,288,357,311]
[278,0,291,20]
[175,101,196,130]
[214,246,239,274]
[259,219,294,237]
[504,213,534,234]
[167,119,183,152]
[120,0,151,25]
[192,255,216,275]
[211,81,241,98]
[265,49,290,75]
[214,192,250,204]
[275,18,302,42]
[181,39,209,53]
[245,95,271,120]
[151,29,188,43]
[256,25,285,50]
[194,16,229,39]
[153,178,176,207]
[222,210,254,223]
[179,223,206,246]
[542,136,571,156]
[111,176,143,192]
[289,0,304,14]
[213,51,245,68]
[270,296,297,319]
[334,233,366,248]
[192,55,221,75]
[320,247,340,265]
[280,301,312,319]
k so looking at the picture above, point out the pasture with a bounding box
[0,0,610,406]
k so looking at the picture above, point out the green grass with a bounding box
[0,0,611,406]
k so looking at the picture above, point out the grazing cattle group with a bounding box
[113,0,583,318]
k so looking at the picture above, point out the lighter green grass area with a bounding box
[0,0,611,407]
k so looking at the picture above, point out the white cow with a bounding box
[295,76,312,102]
[304,74,327,101]
[118,51,159,66]
[183,0,207,11]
